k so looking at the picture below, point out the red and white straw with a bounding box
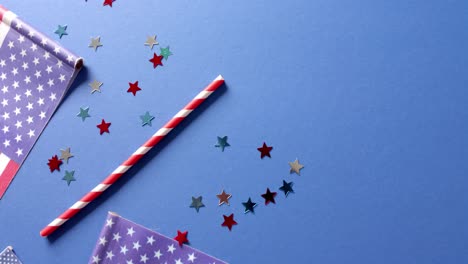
[40,75,225,237]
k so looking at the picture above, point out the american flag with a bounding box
[90,212,227,264]
[0,246,23,264]
[0,6,82,198]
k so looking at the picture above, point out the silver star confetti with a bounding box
[289,158,304,175]
[89,80,103,94]
[89,36,103,51]
[144,35,159,50]
[189,196,205,212]
[59,147,74,163]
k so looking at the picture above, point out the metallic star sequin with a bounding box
[289,158,304,175]
[279,180,294,197]
[261,188,277,205]
[60,147,74,163]
[77,107,91,121]
[216,190,232,206]
[160,46,173,60]
[242,198,257,214]
[144,35,159,49]
[54,25,68,39]
[221,214,237,231]
[89,36,103,51]
[215,136,230,152]
[140,111,155,127]
[257,142,273,159]
[89,80,103,94]
[62,170,76,186]
[189,196,205,212]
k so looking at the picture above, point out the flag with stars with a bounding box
[90,212,227,264]
[0,246,23,264]
[0,5,83,198]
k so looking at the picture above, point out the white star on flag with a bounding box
[0,6,82,199]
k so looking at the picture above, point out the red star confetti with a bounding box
[221,214,237,231]
[127,81,142,96]
[47,155,63,172]
[103,0,114,7]
[257,142,273,158]
[97,119,111,135]
[174,230,189,246]
[149,52,164,68]
[261,188,277,205]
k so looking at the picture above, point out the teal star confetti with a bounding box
[62,170,76,186]
[215,136,230,152]
[190,196,205,212]
[140,111,155,127]
[242,198,257,214]
[77,107,91,121]
[54,25,68,39]
[160,46,173,60]
[279,180,294,197]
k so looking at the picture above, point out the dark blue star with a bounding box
[189,196,205,212]
[215,136,230,152]
[279,180,294,197]
[242,197,257,214]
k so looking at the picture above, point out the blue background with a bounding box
[0,0,467,263]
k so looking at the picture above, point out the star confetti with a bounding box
[54,25,68,39]
[221,214,237,231]
[174,230,189,246]
[216,189,232,206]
[242,198,257,214]
[149,52,164,68]
[215,136,230,152]
[144,35,159,49]
[97,119,111,135]
[103,0,115,7]
[47,155,62,172]
[279,180,294,197]
[160,46,173,60]
[189,196,205,212]
[140,111,155,127]
[62,170,76,186]
[261,188,277,205]
[77,107,91,121]
[89,36,103,51]
[59,147,74,163]
[89,80,103,94]
[257,142,273,159]
[127,81,142,96]
[289,158,304,175]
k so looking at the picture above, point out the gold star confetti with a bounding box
[89,80,103,94]
[289,158,304,175]
[89,36,103,51]
[144,35,159,50]
[59,147,74,163]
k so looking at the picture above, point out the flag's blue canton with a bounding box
[90,213,227,264]
[0,247,22,264]
[0,19,75,164]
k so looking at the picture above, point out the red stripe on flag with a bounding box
[0,5,7,21]
[0,158,20,199]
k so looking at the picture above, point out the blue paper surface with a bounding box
[0,0,467,263]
